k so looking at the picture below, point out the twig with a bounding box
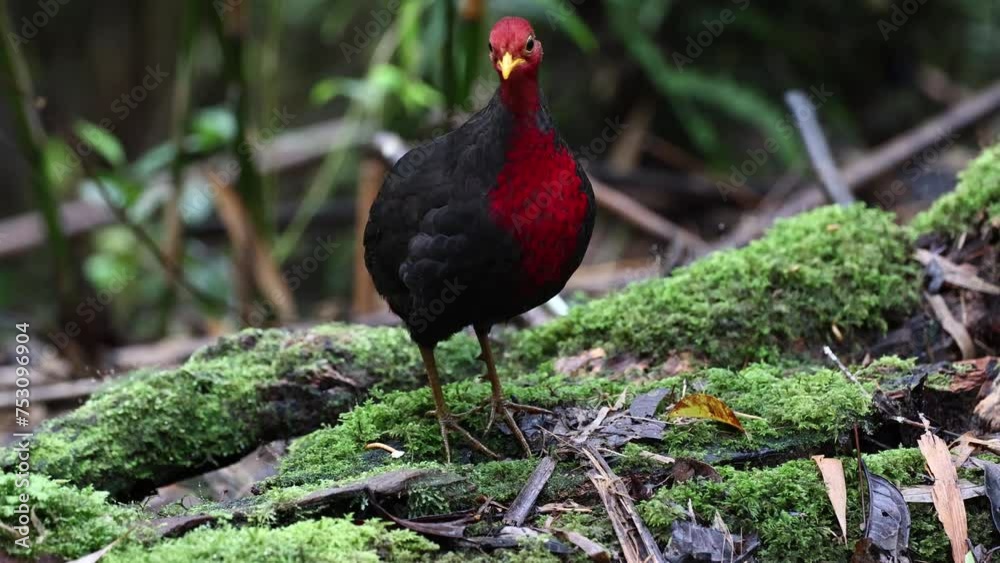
[502,456,557,527]
[582,445,665,563]
[823,345,868,399]
[925,293,976,359]
[590,177,709,254]
[81,161,229,312]
[784,90,854,206]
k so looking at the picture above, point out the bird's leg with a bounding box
[474,327,546,457]
[419,346,499,462]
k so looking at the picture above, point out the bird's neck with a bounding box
[498,74,541,116]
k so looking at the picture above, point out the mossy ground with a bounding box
[909,142,1000,236]
[509,204,918,369]
[638,448,999,562]
[0,471,139,560]
[273,361,871,500]
[104,517,439,563]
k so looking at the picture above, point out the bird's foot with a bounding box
[435,414,500,463]
[485,397,550,457]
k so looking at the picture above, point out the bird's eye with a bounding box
[525,37,535,52]
[487,42,493,54]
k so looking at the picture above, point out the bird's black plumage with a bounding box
[364,91,594,347]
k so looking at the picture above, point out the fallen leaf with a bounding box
[554,348,607,375]
[670,458,722,484]
[983,461,1000,532]
[662,520,760,563]
[667,393,746,434]
[861,460,911,559]
[812,455,848,541]
[917,432,969,563]
[365,488,470,538]
[914,249,1000,295]
[629,388,671,418]
[950,356,997,393]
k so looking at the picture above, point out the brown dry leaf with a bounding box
[951,356,997,393]
[949,432,979,469]
[913,249,1000,295]
[812,455,848,542]
[554,348,607,375]
[917,432,969,563]
[667,393,746,434]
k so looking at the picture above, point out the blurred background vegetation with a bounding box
[0,0,997,375]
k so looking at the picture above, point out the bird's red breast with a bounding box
[488,118,589,293]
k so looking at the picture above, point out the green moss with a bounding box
[276,370,620,484]
[638,449,999,562]
[910,143,1000,236]
[511,204,918,368]
[0,471,138,560]
[104,517,438,563]
[1,325,479,499]
[278,360,870,491]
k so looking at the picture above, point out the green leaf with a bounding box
[74,120,127,167]
[310,78,343,106]
[189,107,237,152]
[42,139,79,191]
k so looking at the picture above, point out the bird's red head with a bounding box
[488,17,542,82]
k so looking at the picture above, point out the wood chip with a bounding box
[917,432,969,563]
[503,456,557,526]
[812,455,848,541]
[900,480,985,503]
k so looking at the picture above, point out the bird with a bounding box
[363,16,595,462]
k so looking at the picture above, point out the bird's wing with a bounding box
[363,97,512,319]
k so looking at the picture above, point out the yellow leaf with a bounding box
[667,393,746,434]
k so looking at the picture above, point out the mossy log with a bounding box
[0,325,481,500]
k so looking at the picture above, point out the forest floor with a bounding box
[2,145,1000,562]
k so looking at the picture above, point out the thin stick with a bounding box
[785,90,854,206]
[503,456,557,526]
[823,346,868,399]
[714,79,1000,253]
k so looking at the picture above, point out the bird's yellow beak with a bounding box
[498,52,525,80]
